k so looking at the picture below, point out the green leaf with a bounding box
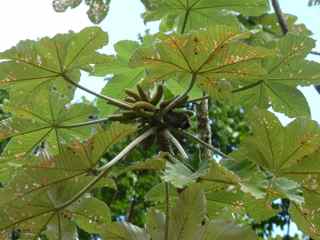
[0,27,109,103]
[95,40,144,116]
[233,34,320,117]
[100,222,149,240]
[142,0,269,33]
[0,87,97,163]
[233,109,320,174]
[0,122,135,237]
[201,219,257,240]
[249,13,312,38]
[162,158,206,188]
[130,25,271,99]
[168,184,206,240]
[72,197,111,233]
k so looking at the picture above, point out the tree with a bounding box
[0,0,320,239]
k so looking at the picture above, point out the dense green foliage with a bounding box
[0,0,320,239]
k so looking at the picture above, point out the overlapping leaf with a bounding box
[130,25,271,99]
[0,122,136,238]
[234,34,320,117]
[0,27,110,103]
[142,0,269,33]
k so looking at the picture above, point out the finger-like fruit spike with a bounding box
[159,97,176,110]
[150,84,163,105]
[122,111,140,119]
[124,96,137,103]
[125,89,141,101]
[137,109,154,118]
[133,101,157,112]
[175,95,189,108]
[137,84,150,102]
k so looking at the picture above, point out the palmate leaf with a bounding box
[130,25,271,99]
[230,109,320,235]
[141,0,269,33]
[233,109,320,174]
[280,151,320,238]
[0,27,110,104]
[94,40,145,116]
[0,122,136,238]
[234,34,320,117]
[0,86,97,167]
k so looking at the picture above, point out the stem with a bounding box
[161,73,197,118]
[180,130,231,160]
[164,182,170,240]
[55,127,156,210]
[271,0,289,35]
[58,117,110,129]
[62,73,132,110]
[165,130,188,159]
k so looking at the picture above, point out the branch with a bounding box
[311,51,320,56]
[55,127,156,210]
[165,130,188,159]
[180,130,231,161]
[62,73,132,110]
[58,117,110,129]
[271,0,289,35]
[196,93,212,160]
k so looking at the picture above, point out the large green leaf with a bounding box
[168,184,206,240]
[234,34,320,117]
[0,122,135,237]
[130,25,271,99]
[142,0,269,33]
[0,27,110,104]
[233,109,320,174]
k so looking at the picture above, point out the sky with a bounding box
[0,0,319,124]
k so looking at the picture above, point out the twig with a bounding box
[62,73,132,110]
[271,0,289,35]
[165,130,189,159]
[55,127,156,210]
[180,130,231,160]
[311,51,320,56]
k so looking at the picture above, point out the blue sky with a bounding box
[0,0,319,124]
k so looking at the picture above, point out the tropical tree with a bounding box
[0,0,320,239]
